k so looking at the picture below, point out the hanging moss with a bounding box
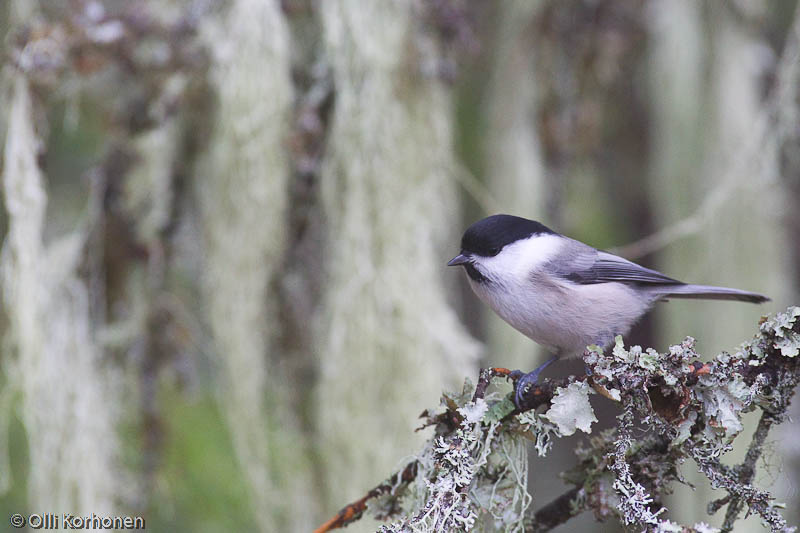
[198,1,313,531]
[1,72,122,515]
[316,0,481,526]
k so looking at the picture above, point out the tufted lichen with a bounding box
[318,307,800,533]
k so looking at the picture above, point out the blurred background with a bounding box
[1,0,799,531]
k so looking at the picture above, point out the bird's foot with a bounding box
[510,355,558,408]
[511,368,545,408]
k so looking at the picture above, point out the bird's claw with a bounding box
[513,368,543,408]
[510,355,558,408]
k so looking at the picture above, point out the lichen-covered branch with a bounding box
[720,411,780,531]
[317,306,800,532]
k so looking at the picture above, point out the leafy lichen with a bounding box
[540,381,598,436]
[327,307,800,533]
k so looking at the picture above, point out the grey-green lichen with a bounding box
[378,380,531,533]
[342,307,800,532]
[540,381,598,437]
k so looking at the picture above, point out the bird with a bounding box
[447,214,770,406]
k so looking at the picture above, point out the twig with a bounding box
[721,411,777,531]
[315,367,566,532]
[688,444,790,532]
[526,486,584,532]
[313,461,419,533]
[472,367,513,402]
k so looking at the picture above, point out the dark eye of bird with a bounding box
[489,247,500,256]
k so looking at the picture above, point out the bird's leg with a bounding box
[510,354,558,408]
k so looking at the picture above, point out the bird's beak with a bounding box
[447,253,470,266]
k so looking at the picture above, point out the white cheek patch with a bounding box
[479,234,563,282]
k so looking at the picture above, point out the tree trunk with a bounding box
[1,70,120,515]
[315,1,481,528]
[648,1,790,528]
[198,1,313,531]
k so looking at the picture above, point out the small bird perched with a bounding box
[448,214,770,406]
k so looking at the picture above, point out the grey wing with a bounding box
[545,239,768,303]
[549,240,684,286]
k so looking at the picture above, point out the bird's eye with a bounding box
[489,247,501,256]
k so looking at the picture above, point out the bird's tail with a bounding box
[658,284,769,304]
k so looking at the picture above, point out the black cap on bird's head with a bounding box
[447,214,556,266]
